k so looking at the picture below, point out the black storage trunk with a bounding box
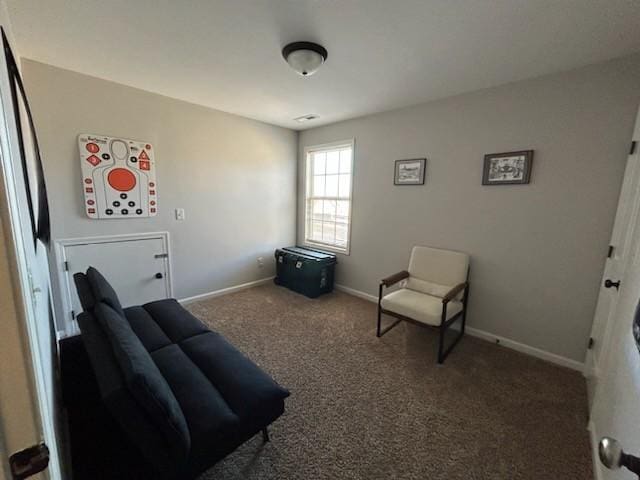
[274,246,337,298]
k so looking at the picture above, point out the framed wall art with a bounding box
[482,150,533,185]
[394,158,426,185]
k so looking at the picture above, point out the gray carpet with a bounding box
[189,284,592,479]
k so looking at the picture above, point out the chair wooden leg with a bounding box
[437,326,445,364]
[461,284,470,335]
[438,303,448,363]
[377,283,383,337]
[262,427,270,443]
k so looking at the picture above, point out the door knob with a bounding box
[599,437,640,477]
[604,279,621,290]
[155,272,163,279]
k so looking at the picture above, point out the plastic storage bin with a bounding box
[274,246,337,298]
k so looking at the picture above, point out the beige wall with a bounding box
[21,60,297,327]
[298,54,640,362]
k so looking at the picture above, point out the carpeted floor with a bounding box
[189,284,592,480]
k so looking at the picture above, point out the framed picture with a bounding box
[482,150,533,186]
[394,158,426,185]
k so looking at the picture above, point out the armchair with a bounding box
[377,246,470,363]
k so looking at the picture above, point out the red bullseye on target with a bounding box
[107,168,137,192]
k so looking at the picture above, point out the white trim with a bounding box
[55,231,173,337]
[334,283,585,372]
[464,326,584,371]
[335,283,378,302]
[588,420,604,480]
[302,138,355,255]
[179,276,275,305]
[303,240,350,255]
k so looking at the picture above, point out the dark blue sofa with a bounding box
[73,267,289,479]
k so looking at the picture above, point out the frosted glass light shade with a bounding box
[282,42,328,77]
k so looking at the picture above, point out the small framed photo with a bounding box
[482,150,533,185]
[394,158,426,185]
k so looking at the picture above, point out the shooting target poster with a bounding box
[78,134,157,219]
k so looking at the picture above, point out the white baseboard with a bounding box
[335,283,585,372]
[464,326,584,371]
[179,276,275,305]
[335,283,379,303]
[589,420,603,480]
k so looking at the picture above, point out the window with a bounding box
[304,140,354,254]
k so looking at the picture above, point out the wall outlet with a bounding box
[257,256,264,268]
[175,208,185,221]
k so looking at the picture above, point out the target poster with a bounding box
[78,134,157,219]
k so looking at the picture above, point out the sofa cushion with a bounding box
[179,331,290,421]
[86,267,125,316]
[177,331,289,449]
[73,273,96,312]
[151,344,239,442]
[94,302,191,461]
[77,311,184,476]
[381,288,462,326]
[124,306,172,353]
[142,299,209,342]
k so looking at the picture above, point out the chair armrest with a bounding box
[381,270,409,287]
[442,282,468,303]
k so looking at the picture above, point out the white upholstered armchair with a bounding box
[377,246,470,363]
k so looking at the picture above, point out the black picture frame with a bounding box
[394,158,426,185]
[482,150,533,186]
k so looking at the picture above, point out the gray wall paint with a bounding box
[298,54,640,362]
[21,60,297,326]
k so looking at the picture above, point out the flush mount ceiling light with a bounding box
[282,42,328,77]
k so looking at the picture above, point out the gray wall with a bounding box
[21,60,297,327]
[298,54,640,362]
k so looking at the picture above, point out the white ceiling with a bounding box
[7,0,640,130]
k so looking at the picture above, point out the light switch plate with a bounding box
[175,208,185,221]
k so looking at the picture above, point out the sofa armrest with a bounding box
[381,270,409,287]
[442,282,468,304]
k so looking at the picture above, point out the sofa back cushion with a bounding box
[94,302,191,460]
[86,267,125,316]
[73,272,96,312]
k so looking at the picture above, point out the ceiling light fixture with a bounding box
[282,42,328,77]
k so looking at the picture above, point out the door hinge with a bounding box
[154,253,168,259]
[588,337,595,349]
[631,141,637,155]
[9,443,49,479]
[607,245,614,258]
[63,261,69,271]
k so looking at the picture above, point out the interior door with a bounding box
[62,236,170,333]
[586,108,640,406]
[590,146,640,479]
[0,29,61,479]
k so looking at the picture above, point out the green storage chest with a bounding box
[274,246,337,298]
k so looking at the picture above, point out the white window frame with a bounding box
[303,139,355,255]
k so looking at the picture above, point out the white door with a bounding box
[60,234,171,335]
[0,29,62,479]
[590,148,640,478]
[586,108,640,406]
